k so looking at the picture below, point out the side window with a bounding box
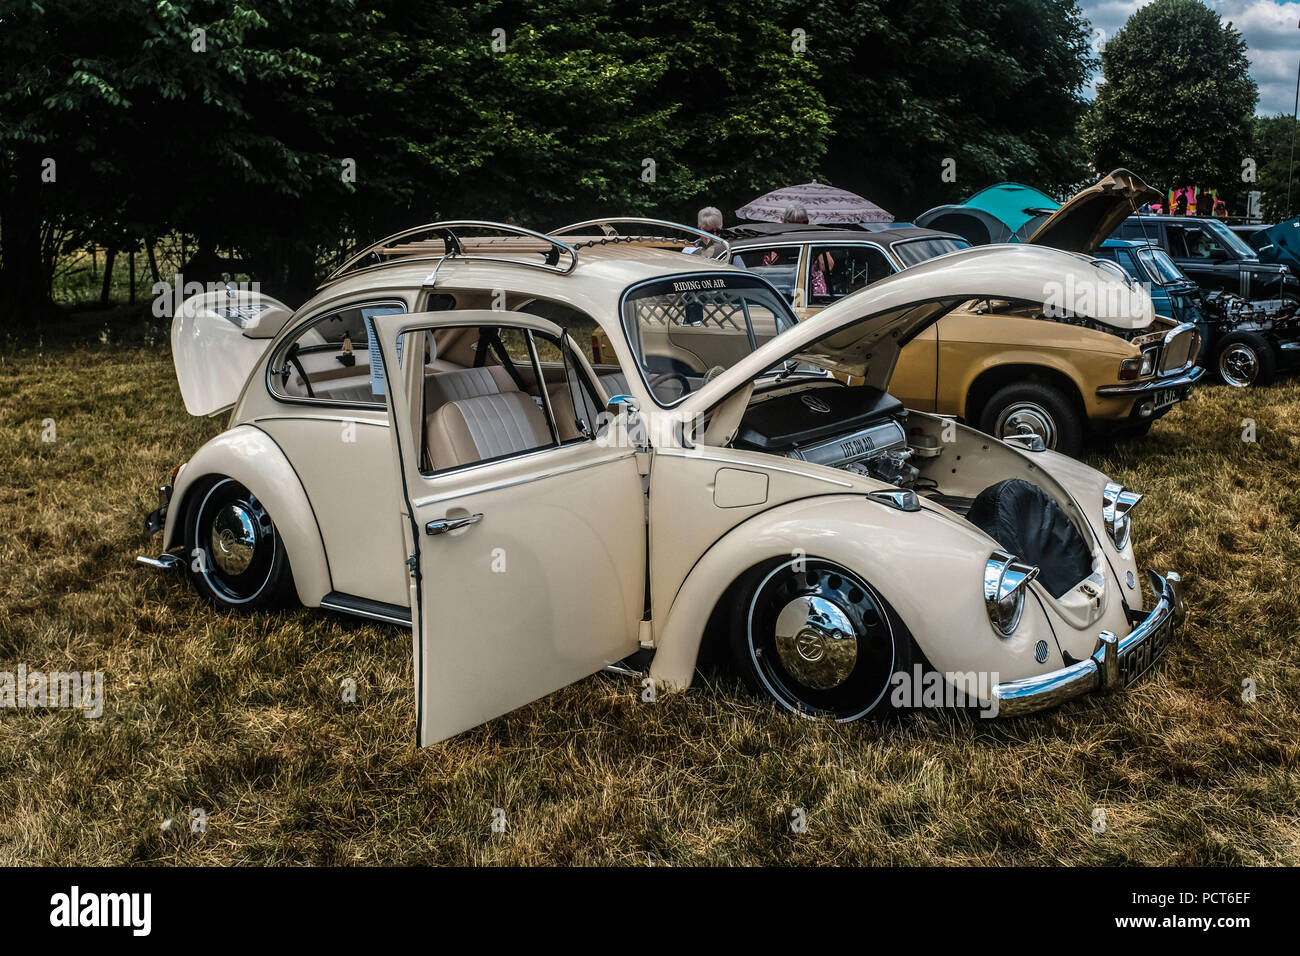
[732,246,800,303]
[808,245,895,305]
[1113,250,1141,283]
[271,300,405,405]
[421,324,602,475]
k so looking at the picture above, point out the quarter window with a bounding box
[271,300,406,405]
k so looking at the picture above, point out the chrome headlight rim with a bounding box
[983,550,1040,638]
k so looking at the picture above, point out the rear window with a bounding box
[891,236,970,268]
[620,273,797,406]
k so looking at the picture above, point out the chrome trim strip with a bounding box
[992,569,1180,717]
[319,596,412,627]
[1096,365,1204,395]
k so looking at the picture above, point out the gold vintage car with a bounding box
[727,171,1204,457]
[140,220,1183,744]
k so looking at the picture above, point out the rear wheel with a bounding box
[729,558,912,720]
[978,381,1084,458]
[184,477,294,610]
[1214,331,1277,387]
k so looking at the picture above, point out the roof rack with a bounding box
[321,220,579,289]
[548,217,731,259]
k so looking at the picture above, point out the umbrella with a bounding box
[735,182,894,224]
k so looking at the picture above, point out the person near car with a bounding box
[777,203,834,293]
[683,206,724,255]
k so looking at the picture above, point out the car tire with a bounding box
[729,557,915,721]
[183,477,295,611]
[1213,331,1277,388]
[978,381,1083,458]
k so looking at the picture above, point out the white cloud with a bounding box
[1081,0,1300,114]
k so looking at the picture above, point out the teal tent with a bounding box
[915,183,1060,246]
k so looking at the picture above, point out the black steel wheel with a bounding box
[184,477,294,610]
[730,558,911,720]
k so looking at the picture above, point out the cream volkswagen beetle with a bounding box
[140,220,1185,744]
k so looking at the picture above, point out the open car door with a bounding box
[372,310,646,745]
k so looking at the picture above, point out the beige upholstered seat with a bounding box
[427,391,552,468]
[424,365,517,410]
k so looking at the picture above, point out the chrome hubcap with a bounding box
[773,595,858,690]
[210,503,258,575]
[1219,344,1257,387]
[996,402,1058,449]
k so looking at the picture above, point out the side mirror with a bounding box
[606,394,639,417]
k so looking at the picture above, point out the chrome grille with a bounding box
[1159,324,1198,373]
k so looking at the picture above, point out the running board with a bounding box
[319,592,411,627]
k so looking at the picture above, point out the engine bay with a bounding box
[731,383,927,487]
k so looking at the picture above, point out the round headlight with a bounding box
[984,551,1040,637]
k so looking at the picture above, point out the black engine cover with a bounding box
[734,385,904,453]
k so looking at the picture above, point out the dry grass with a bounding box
[1,309,1297,865]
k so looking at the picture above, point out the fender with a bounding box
[163,424,332,606]
[648,494,1061,691]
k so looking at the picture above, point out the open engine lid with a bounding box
[1024,168,1160,255]
[678,243,1154,419]
[171,289,294,416]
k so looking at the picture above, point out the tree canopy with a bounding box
[1083,0,1257,201]
[2,0,1103,317]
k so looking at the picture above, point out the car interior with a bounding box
[273,296,621,473]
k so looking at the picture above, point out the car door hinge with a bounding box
[635,450,651,476]
[638,619,655,649]
[406,553,418,574]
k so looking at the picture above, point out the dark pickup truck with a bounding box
[1114,215,1300,304]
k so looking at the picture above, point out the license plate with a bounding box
[1118,614,1174,686]
[1151,388,1178,410]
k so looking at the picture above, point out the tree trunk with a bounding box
[0,151,54,323]
[100,248,117,307]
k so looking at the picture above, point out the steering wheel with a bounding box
[649,370,691,394]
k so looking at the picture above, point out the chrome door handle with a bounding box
[425,513,484,536]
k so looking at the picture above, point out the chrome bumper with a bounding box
[1096,366,1204,396]
[992,570,1185,717]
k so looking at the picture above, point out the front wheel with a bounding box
[729,558,912,720]
[978,381,1084,458]
[183,477,295,610]
[1213,331,1277,387]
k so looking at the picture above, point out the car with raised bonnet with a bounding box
[729,170,1204,457]
[139,219,1185,745]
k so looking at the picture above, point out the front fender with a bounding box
[163,425,332,606]
[648,494,1064,691]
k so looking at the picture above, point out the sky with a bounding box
[1082,0,1300,115]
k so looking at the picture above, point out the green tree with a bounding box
[1083,0,1257,203]
[803,0,1095,217]
[1250,114,1300,220]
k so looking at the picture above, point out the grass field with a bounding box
[1,308,1297,865]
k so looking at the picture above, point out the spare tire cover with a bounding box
[967,479,1092,599]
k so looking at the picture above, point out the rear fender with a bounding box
[164,425,332,605]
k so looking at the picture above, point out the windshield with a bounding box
[891,236,971,268]
[1135,247,1186,286]
[620,273,798,405]
[1202,219,1257,258]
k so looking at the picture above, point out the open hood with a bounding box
[171,288,294,416]
[676,244,1154,419]
[1024,169,1158,254]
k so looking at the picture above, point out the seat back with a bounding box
[426,391,552,469]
